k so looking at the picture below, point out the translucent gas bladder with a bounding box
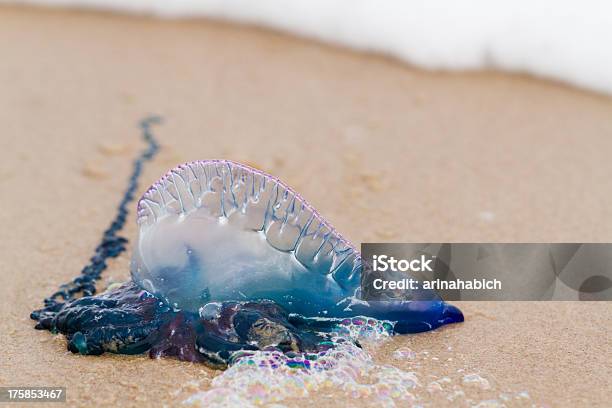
[132,160,462,333]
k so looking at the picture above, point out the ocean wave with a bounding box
[6,0,612,95]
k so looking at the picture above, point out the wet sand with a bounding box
[0,5,611,407]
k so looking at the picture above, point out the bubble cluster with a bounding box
[185,340,419,407]
[182,317,418,406]
[183,320,534,408]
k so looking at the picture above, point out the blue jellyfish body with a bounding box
[132,160,463,334]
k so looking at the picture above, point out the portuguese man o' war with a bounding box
[132,159,462,333]
[31,117,462,369]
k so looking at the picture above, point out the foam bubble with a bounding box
[462,373,491,390]
[392,347,416,360]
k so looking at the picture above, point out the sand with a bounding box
[0,5,611,407]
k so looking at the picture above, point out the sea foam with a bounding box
[5,0,612,95]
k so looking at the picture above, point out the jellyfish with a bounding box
[132,160,463,334]
[32,152,462,368]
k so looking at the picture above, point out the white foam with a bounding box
[7,0,612,94]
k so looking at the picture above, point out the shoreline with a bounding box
[5,3,612,100]
[6,1,612,96]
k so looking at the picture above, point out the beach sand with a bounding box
[0,5,611,407]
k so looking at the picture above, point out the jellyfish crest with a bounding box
[132,160,361,314]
